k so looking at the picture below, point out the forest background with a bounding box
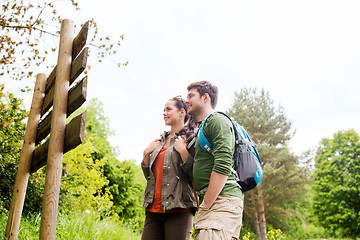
[1,0,360,239]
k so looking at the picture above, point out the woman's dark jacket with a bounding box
[141,132,197,213]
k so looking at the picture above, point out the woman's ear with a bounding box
[180,108,186,116]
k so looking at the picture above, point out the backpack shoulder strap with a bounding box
[198,111,232,153]
[198,113,214,152]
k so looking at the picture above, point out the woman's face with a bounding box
[163,100,184,126]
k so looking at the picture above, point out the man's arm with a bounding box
[203,171,228,208]
[203,114,235,208]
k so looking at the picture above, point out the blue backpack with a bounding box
[198,112,263,192]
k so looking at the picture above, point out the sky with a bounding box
[5,0,360,164]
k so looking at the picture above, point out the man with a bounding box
[186,81,243,240]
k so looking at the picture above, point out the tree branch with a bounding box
[271,171,300,190]
[270,156,312,190]
[33,27,59,37]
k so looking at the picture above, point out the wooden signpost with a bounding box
[4,19,90,240]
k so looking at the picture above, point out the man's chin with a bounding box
[188,110,197,117]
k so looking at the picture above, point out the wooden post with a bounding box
[4,73,47,240]
[39,19,74,240]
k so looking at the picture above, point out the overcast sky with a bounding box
[6,0,360,164]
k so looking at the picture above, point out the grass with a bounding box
[2,212,355,240]
[0,211,142,240]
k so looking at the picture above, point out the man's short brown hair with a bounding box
[187,81,218,108]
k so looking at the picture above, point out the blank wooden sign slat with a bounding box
[36,111,52,145]
[43,21,88,106]
[67,76,87,116]
[31,111,87,173]
[41,85,55,116]
[41,49,88,117]
[45,67,57,95]
[72,21,89,60]
[31,140,49,173]
[70,47,88,85]
[63,111,87,153]
[36,77,87,145]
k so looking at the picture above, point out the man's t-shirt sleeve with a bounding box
[205,113,235,176]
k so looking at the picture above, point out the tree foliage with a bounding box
[60,141,113,215]
[59,98,116,215]
[312,129,360,238]
[81,99,115,160]
[104,158,145,217]
[1,0,127,80]
[67,99,145,225]
[227,88,293,146]
[0,95,145,230]
[227,88,310,239]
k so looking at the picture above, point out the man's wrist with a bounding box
[203,197,212,209]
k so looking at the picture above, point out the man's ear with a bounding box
[203,93,211,103]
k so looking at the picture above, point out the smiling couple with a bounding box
[141,81,243,240]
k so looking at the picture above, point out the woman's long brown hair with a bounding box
[171,96,196,143]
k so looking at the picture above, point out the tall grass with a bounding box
[0,211,142,239]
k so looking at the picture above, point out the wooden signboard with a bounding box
[5,19,90,240]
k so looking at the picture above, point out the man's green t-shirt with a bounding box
[193,113,243,203]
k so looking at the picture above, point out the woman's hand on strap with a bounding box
[174,135,189,162]
[143,138,161,166]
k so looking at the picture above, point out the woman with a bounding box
[141,96,197,240]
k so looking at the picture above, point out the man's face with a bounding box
[186,88,203,117]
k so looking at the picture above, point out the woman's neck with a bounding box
[169,122,184,137]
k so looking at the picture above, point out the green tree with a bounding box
[81,99,145,222]
[60,141,113,215]
[312,129,360,238]
[227,88,309,240]
[68,98,146,227]
[1,0,126,81]
[59,98,116,215]
[0,85,44,214]
[104,158,146,229]
[81,99,115,160]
